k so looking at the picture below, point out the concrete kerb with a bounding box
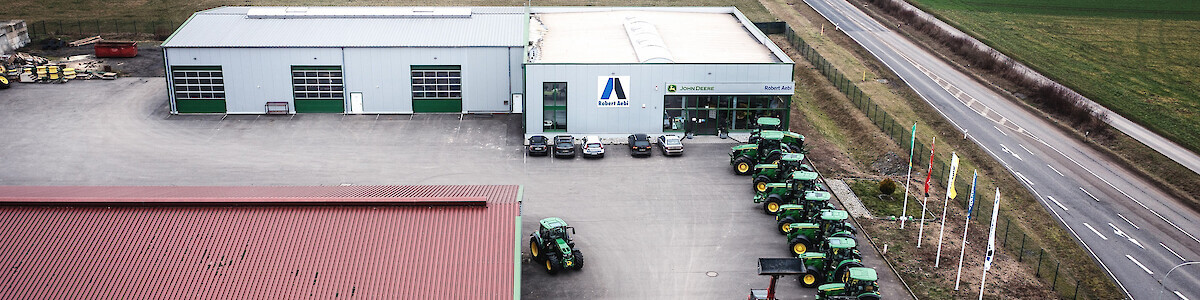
[810,158,920,300]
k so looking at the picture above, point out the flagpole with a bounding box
[900,123,917,229]
[935,153,960,267]
[980,188,1002,300]
[917,137,936,248]
[955,171,978,290]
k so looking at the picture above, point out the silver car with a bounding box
[657,134,684,156]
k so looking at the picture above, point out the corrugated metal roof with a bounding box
[162,6,526,48]
[0,185,520,299]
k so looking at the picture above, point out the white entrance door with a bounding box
[350,92,364,114]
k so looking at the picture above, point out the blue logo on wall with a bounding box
[597,76,630,107]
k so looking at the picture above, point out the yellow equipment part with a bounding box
[63,68,77,79]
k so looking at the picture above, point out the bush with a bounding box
[878,178,897,195]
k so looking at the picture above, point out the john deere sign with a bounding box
[665,83,795,95]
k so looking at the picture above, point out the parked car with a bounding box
[527,135,550,156]
[657,134,684,156]
[582,136,605,158]
[628,134,652,156]
[554,135,576,158]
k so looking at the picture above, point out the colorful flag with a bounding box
[947,153,960,199]
[984,188,1001,271]
[923,137,936,196]
[908,123,917,169]
[966,171,978,218]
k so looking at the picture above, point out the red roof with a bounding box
[0,186,520,299]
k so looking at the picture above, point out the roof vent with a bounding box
[622,16,674,63]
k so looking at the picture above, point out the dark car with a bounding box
[554,135,576,158]
[528,135,550,156]
[628,134,652,156]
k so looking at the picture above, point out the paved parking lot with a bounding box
[0,79,904,299]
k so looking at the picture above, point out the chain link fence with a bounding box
[781,24,1093,299]
[26,20,179,41]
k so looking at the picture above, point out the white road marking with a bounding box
[1019,144,1033,155]
[1084,223,1107,240]
[1175,290,1190,300]
[1110,223,1145,249]
[1048,164,1064,176]
[1126,255,1154,275]
[1080,187,1099,202]
[1000,144,1022,161]
[1016,172,1034,186]
[1161,243,1186,261]
[1117,213,1139,230]
[1047,196,1069,211]
[994,125,1008,136]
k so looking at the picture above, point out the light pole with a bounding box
[1158,261,1200,300]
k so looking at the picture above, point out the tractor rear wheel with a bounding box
[778,216,798,235]
[856,293,881,300]
[789,236,813,256]
[530,237,543,262]
[763,194,784,215]
[571,250,584,270]
[734,157,754,175]
[545,255,562,275]
[767,152,783,166]
[753,175,771,193]
[798,267,823,288]
[835,261,865,283]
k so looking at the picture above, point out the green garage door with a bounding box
[292,66,345,113]
[411,65,462,113]
[171,66,226,113]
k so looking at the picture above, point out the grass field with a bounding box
[2,0,776,27]
[910,0,1200,154]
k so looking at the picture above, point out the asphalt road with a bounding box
[802,0,1200,298]
[0,79,909,299]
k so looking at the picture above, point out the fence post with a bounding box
[1073,279,1080,300]
[1035,249,1044,277]
[1003,218,1011,246]
[96,20,101,34]
[1051,262,1060,290]
[1018,234,1026,262]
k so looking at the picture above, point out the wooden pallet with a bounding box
[68,35,103,47]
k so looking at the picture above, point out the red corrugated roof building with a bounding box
[0,185,522,299]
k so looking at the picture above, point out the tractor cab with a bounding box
[539,217,576,245]
[748,117,783,143]
[731,130,792,175]
[817,210,855,235]
[816,267,880,300]
[822,237,862,266]
[788,171,821,193]
[795,236,863,288]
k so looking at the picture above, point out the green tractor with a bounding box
[731,130,791,175]
[747,117,807,154]
[796,237,868,289]
[753,171,822,215]
[529,217,584,274]
[751,153,815,193]
[776,191,834,234]
[815,267,880,300]
[785,209,857,255]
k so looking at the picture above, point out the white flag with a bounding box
[984,188,1001,271]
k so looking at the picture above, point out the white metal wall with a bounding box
[523,63,794,136]
[165,46,521,114]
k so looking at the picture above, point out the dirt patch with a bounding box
[871,151,906,176]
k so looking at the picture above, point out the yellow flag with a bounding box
[947,152,960,199]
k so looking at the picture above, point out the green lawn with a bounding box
[1,0,776,28]
[910,0,1200,154]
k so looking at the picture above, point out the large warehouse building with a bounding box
[162,6,794,136]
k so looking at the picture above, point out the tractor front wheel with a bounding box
[529,237,543,262]
[763,194,784,215]
[778,216,798,235]
[753,175,771,193]
[857,293,882,300]
[545,255,562,275]
[789,236,813,256]
[734,157,754,175]
[571,250,585,271]
[799,267,823,288]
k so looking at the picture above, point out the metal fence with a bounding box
[26,20,179,40]
[782,25,1093,299]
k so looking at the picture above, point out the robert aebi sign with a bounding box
[598,76,630,107]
